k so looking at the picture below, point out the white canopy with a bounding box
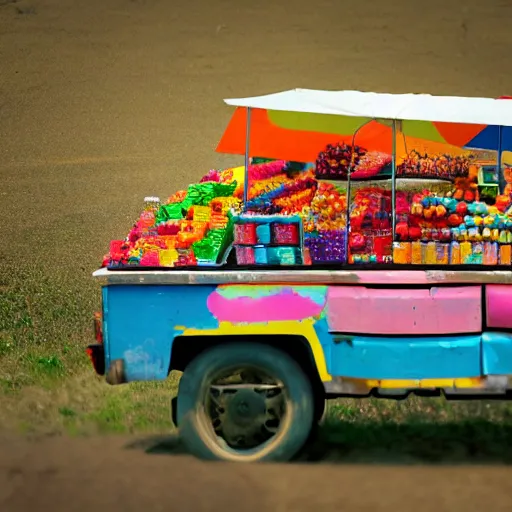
[224,89,512,127]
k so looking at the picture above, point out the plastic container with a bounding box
[392,242,411,264]
[424,242,437,265]
[234,223,257,245]
[235,246,256,265]
[272,223,300,245]
[267,246,301,265]
[460,241,472,264]
[254,247,268,264]
[436,243,449,265]
[305,231,347,264]
[449,241,461,265]
[469,242,483,264]
[256,224,272,245]
[411,241,422,265]
[483,242,498,265]
[500,244,511,265]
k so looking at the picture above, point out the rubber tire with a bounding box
[177,342,315,462]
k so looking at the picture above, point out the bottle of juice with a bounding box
[449,241,461,265]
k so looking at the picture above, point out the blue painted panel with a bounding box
[313,317,333,370]
[104,285,218,381]
[482,332,512,375]
[102,286,110,370]
[328,335,482,379]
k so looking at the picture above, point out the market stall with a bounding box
[91,90,512,464]
[103,90,512,270]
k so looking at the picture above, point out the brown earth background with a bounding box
[2,0,512,510]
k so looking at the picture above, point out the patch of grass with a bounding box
[82,381,179,435]
[1,254,512,462]
[314,397,512,463]
[0,368,181,436]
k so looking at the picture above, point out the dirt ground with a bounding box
[2,0,512,509]
[0,433,511,511]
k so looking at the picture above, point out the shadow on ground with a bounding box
[125,418,512,464]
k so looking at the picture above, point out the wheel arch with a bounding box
[170,333,325,399]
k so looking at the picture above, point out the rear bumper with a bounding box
[89,311,126,385]
[87,312,105,375]
[86,344,105,376]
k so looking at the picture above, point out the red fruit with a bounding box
[455,202,468,216]
[463,190,475,202]
[448,213,463,227]
[408,226,422,240]
[395,222,409,240]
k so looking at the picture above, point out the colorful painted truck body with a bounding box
[89,268,512,462]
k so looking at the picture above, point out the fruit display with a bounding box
[104,149,512,268]
[388,170,512,265]
[396,150,475,180]
[350,151,392,180]
[315,143,367,179]
[302,182,348,263]
[348,187,393,263]
[315,142,392,181]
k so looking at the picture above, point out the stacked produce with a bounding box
[315,142,392,180]
[396,150,475,180]
[389,173,512,265]
[302,182,348,263]
[348,187,393,263]
[315,143,367,179]
[106,176,242,268]
[350,151,392,180]
[103,150,512,268]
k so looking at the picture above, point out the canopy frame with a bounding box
[233,90,511,264]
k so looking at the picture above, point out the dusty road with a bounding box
[2,0,512,509]
[1,434,512,511]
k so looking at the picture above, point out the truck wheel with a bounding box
[176,342,315,462]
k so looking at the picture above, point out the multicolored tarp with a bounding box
[217,99,512,163]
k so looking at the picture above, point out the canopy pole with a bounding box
[345,120,373,264]
[243,107,252,211]
[345,160,352,263]
[497,125,505,194]
[391,120,397,243]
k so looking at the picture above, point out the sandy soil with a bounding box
[1,433,512,511]
[2,0,512,509]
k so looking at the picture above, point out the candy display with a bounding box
[103,144,512,269]
[397,150,475,180]
[350,152,392,180]
[232,214,304,266]
[387,166,512,265]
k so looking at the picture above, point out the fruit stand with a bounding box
[89,90,512,464]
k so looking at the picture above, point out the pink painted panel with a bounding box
[327,286,482,335]
[486,285,512,329]
[355,271,430,285]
